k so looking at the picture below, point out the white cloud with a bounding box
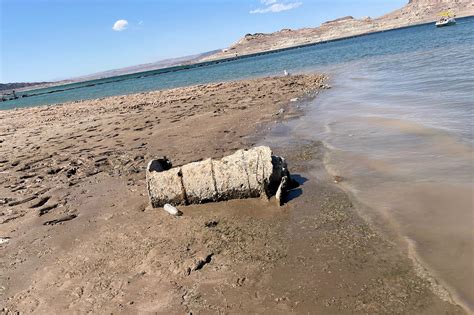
[112,19,128,31]
[261,0,277,5]
[250,1,302,14]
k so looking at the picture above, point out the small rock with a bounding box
[333,175,344,184]
[290,97,299,102]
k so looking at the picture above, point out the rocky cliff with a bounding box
[202,0,474,61]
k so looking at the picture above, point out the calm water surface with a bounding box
[3,17,472,110]
[3,16,474,312]
[265,18,474,311]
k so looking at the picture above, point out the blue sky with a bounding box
[1,0,406,82]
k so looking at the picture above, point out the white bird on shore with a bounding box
[284,69,290,76]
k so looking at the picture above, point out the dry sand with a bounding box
[0,75,464,314]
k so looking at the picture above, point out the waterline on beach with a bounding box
[306,46,473,310]
[257,23,474,308]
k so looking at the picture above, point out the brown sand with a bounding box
[0,75,464,314]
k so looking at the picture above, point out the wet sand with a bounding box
[0,75,464,313]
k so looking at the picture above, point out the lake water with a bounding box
[3,16,474,312]
[264,18,474,311]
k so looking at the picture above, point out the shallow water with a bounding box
[263,25,474,310]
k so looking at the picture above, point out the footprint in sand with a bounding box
[43,214,77,225]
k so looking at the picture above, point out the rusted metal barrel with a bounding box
[146,146,290,207]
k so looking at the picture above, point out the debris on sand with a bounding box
[0,237,11,245]
[275,176,288,206]
[146,146,295,207]
[163,204,182,216]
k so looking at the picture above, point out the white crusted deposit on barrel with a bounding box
[146,146,290,207]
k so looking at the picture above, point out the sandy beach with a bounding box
[0,75,464,314]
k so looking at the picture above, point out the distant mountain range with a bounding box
[1,50,220,93]
[68,50,220,82]
[0,82,50,92]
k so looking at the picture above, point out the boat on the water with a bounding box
[436,17,456,27]
[436,11,456,27]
